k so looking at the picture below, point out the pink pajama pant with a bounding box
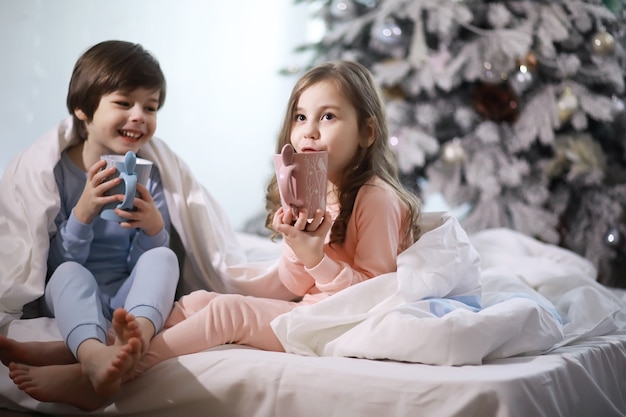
[130,291,298,379]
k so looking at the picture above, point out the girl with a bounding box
[5,60,421,410]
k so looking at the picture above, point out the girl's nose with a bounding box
[304,122,319,139]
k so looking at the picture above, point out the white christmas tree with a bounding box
[292,0,626,286]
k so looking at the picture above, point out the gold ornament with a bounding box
[557,86,579,122]
[515,52,538,72]
[441,139,465,164]
[383,84,406,101]
[590,31,615,55]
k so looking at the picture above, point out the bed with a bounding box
[1,120,625,417]
[1,221,625,417]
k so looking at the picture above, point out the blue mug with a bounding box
[99,151,153,222]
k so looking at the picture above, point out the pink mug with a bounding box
[273,144,328,219]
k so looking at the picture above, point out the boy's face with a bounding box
[78,87,160,155]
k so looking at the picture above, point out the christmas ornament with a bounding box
[590,30,616,55]
[509,64,535,96]
[329,0,357,19]
[557,86,579,123]
[482,61,508,84]
[511,52,538,95]
[369,17,408,58]
[604,227,623,249]
[371,17,404,46]
[515,52,538,72]
[383,85,407,101]
[441,139,466,164]
[472,82,520,123]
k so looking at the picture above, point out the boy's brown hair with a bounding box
[66,40,166,142]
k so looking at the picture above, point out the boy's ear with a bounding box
[74,108,88,121]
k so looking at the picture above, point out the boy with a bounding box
[3,40,179,405]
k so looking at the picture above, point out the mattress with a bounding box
[0,229,625,417]
[0,320,624,417]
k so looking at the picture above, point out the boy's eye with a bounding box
[145,106,157,112]
[114,101,130,107]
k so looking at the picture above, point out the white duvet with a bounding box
[271,213,626,365]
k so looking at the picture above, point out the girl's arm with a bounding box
[280,181,407,296]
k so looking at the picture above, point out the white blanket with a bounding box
[0,118,291,328]
[271,214,626,365]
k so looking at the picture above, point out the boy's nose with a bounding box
[129,105,146,122]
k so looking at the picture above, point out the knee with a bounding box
[142,247,178,267]
[46,261,96,301]
[206,294,247,316]
[47,261,91,287]
[178,290,220,310]
[153,246,177,260]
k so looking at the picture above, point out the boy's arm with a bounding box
[48,210,95,271]
[127,168,171,267]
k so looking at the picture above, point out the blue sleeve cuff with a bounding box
[135,227,169,250]
[67,210,95,241]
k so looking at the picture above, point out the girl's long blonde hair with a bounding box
[266,60,421,246]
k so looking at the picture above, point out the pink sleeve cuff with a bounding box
[305,254,342,285]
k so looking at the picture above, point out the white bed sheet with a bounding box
[1,231,625,417]
[0,319,625,417]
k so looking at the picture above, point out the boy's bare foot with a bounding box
[0,336,76,367]
[112,308,140,346]
[76,337,141,397]
[9,362,105,411]
[111,308,154,357]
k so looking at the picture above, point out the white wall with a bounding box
[0,0,315,230]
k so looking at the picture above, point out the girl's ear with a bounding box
[363,117,375,147]
[74,108,88,121]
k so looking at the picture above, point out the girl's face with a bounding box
[76,87,160,156]
[290,80,370,183]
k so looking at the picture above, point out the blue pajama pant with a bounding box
[43,246,179,357]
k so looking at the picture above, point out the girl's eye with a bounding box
[295,114,306,122]
[322,113,335,121]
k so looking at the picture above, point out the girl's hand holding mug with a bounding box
[273,207,331,269]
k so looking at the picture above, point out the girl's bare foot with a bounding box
[0,336,75,367]
[9,362,105,411]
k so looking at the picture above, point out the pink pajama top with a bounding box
[278,176,412,303]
